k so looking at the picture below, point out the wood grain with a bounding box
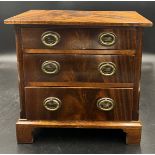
[16,119,142,144]
[5,10,152,144]
[24,49,136,56]
[123,128,142,144]
[23,54,135,84]
[132,28,143,120]
[25,87,133,121]
[4,10,152,27]
[27,82,134,88]
[16,121,34,143]
[21,27,137,50]
[15,26,26,118]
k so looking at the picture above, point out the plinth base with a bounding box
[16,119,142,144]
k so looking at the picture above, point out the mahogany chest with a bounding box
[4,10,152,144]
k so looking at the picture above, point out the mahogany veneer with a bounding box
[5,10,152,26]
[4,10,152,144]
[25,87,133,121]
[21,27,137,49]
[23,54,135,83]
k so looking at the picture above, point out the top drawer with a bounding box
[21,27,137,50]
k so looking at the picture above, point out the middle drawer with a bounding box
[23,54,134,83]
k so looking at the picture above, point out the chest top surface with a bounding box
[4,10,152,27]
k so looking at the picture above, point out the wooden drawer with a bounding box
[25,87,133,121]
[21,27,137,50]
[23,54,135,84]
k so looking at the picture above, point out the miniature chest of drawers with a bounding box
[5,10,152,144]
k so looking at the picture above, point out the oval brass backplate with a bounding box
[97,97,115,111]
[98,32,117,46]
[43,97,61,111]
[98,62,116,76]
[41,31,60,47]
[41,60,60,74]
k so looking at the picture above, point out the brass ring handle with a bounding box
[43,97,61,111]
[98,62,116,76]
[41,60,60,74]
[98,32,117,46]
[41,31,60,47]
[97,98,115,111]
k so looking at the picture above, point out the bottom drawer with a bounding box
[25,87,133,121]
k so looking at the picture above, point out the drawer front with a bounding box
[25,87,133,121]
[21,27,137,50]
[24,54,135,83]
